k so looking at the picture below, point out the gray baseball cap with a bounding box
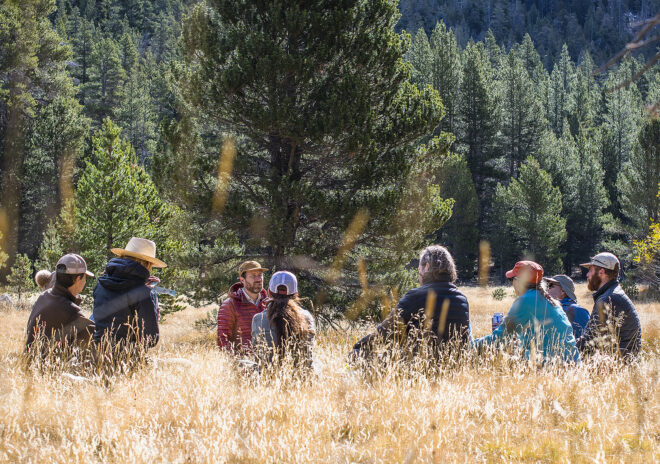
[580,252,620,271]
[268,271,298,295]
[545,274,577,301]
[56,254,94,277]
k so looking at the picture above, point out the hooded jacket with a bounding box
[92,258,159,347]
[217,282,267,352]
[576,279,641,356]
[26,284,94,348]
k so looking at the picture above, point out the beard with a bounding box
[587,273,602,291]
[245,281,263,294]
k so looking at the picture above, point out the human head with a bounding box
[35,270,54,291]
[580,252,619,291]
[239,260,267,297]
[545,274,577,301]
[418,245,457,285]
[55,253,94,296]
[110,237,167,271]
[505,261,543,296]
[268,271,298,297]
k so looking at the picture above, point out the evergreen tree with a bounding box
[457,41,500,230]
[435,153,479,279]
[7,254,34,302]
[20,96,89,258]
[86,36,125,123]
[618,116,660,234]
[493,157,567,273]
[68,10,96,104]
[0,0,72,270]
[547,44,575,136]
[0,231,7,271]
[407,28,433,88]
[570,51,600,133]
[429,21,462,133]
[497,50,545,176]
[601,62,643,217]
[73,118,175,273]
[35,220,65,271]
[178,0,451,308]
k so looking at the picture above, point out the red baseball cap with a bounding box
[505,261,544,284]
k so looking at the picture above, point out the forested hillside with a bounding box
[398,0,660,67]
[0,0,658,314]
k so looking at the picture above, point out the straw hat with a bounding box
[111,237,167,268]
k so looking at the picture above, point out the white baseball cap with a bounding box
[268,271,298,296]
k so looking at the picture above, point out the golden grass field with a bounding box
[0,283,658,463]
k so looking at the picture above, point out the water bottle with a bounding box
[492,312,504,331]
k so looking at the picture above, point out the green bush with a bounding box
[491,288,506,301]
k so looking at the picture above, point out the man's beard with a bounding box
[245,282,263,294]
[587,273,601,291]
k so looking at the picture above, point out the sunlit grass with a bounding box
[0,283,658,463]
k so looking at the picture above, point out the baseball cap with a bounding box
[505,261,544,284]
[56,254,94,277]
[238,260,268,276]
[268,271,298,295]
[545,274,577,301]
[579,252,620,271]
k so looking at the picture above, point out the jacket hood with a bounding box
[98,258,150,292]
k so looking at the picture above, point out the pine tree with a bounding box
[493,157,567,273]
[618,116,660,234]
[86,36,125,123]
[407,28,433,88]
[601,62,643,217]
[497,50,545,176]
[20,96,89,258]
[68,10,96,105]
[458,42,499,203]
[570,51,600,133]
[7,254,34,302]
[434,153,479,279]
[35,220,65,271]
[547,44,576,135]
[73,118,175,273]
[0,0,73,270]
[429,21,462,133]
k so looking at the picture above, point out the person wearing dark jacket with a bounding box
[92,237,167,348]
[349,245,472,360]
[26,254,95,351]
[577,252,642,358]
[545,274,590,339]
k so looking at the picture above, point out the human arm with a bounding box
[217,299,237,351]
[136,291,160,347]
[474,297,525,350]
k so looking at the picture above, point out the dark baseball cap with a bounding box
[56,254,94,277]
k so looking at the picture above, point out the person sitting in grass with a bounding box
[92,237,166,350]
[349,245,472,361]
[475,261,580,363]
[26,254,95,353]
[576,252,641,358]
[545,274,590,339]
[251,271,316,370]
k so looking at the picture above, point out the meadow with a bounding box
[0,283,658,463]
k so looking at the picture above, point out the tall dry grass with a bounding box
[0,283,658,463]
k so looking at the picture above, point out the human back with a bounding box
[252,271,315,369]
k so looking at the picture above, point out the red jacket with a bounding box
[217,282,267,352]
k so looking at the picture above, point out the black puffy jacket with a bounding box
[92,258,159,347]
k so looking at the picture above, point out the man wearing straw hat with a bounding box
[92,237,167,349]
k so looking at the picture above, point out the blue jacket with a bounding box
[576,280,641,356]
[92,258,159,347]
[559,297,590,340]
[475,289,579,363]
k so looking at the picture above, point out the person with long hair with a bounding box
[475,261,580,363]
[251,271,315,369]
[349,245,472,361]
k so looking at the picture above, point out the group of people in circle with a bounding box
[26,238,642,370]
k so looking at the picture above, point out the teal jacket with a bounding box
[475,289,580,363]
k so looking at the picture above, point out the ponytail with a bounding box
[267,294,305,347]
[531,282,560,307]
